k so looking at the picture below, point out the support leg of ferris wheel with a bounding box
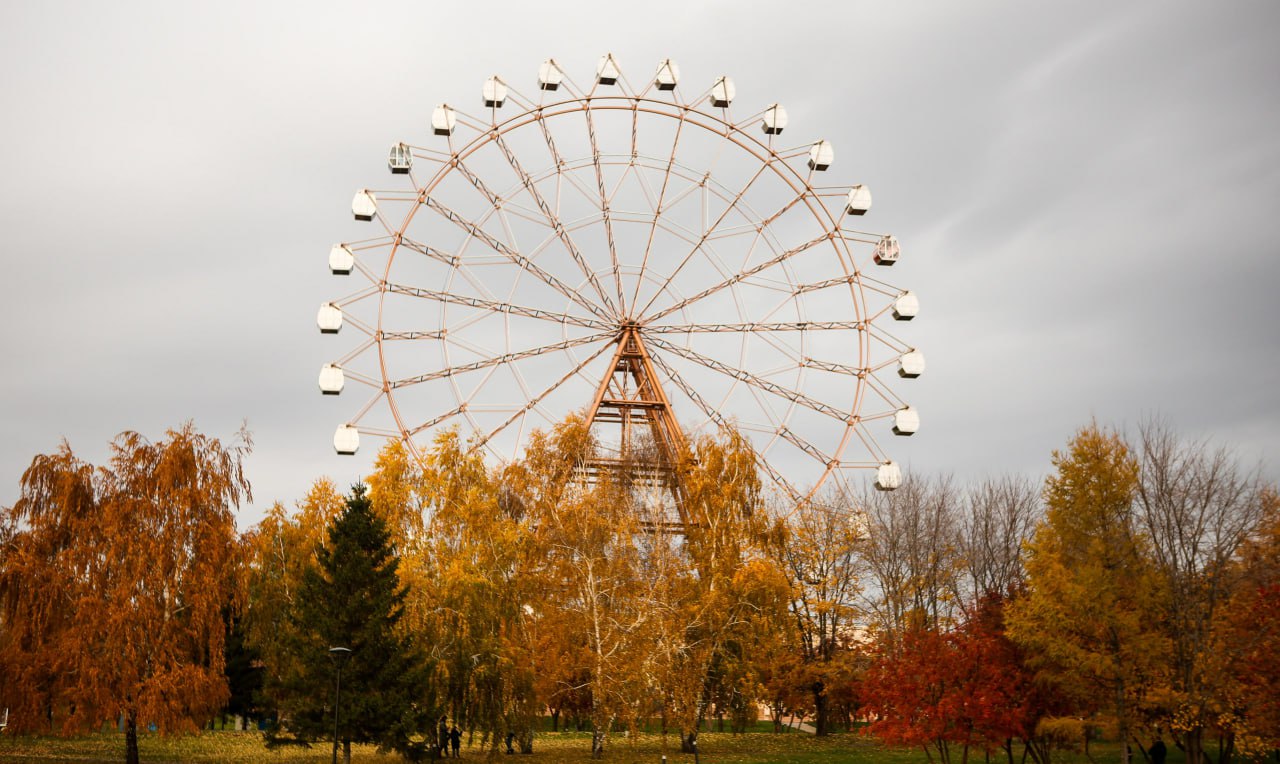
[583,324,690,532]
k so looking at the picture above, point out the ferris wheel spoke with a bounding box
[388,332,613,389]
[646,336,849,423]
[646,352,801,501]
[536,115,567,176]
[634,160,772,319]
[791,274,864,296]
[800,358,862,376]
[470,339,617,451]
[583,106,628,314]
[379,330,447,341]
[405,405,469,437]
[645,232,831,323]
[492,132,619,315]
[419,195,613,322]
[395,235,512,304]
[642,320,864,334]
[385,283,614,331]
[395,235,462,268]
[774,424,836,471]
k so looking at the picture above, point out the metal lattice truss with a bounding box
[318,56,921,513]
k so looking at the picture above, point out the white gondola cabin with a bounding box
[388,143,412,174]
[483,76,507,107]
[893,406,920,436]
[329,244,354,275]
[538,59,564,91]
[596,54,620,85]
[333,425,360,455]
[431,104,457,136]
[710,76,735,108]
[846,185,872,216]
[876,461,903,491]
[893,291,918,320]
[317,302,343,334]
[318,364,345,395]
[873,234,899,265]
[762,104,788,135]
[898,350,926,378]
[808,140,834,171]
[352,190,376,221]
[654,59,679,90]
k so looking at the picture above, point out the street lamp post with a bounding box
[328,647,352,764]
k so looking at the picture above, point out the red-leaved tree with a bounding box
[862,602,1034,764]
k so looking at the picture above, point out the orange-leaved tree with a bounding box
[1220,487,1280,759]
[1131,419,1271,764]
[0,423,251,764]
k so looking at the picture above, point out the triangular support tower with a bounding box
[582,324,688,531]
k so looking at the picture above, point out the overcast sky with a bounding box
[2,1,1277,527]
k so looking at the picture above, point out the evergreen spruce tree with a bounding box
[266,484,433,762]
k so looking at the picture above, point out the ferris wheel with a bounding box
[317,55,921,513]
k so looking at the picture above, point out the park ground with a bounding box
[0,729,1180,764]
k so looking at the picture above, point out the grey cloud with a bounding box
[2,0,1277,523]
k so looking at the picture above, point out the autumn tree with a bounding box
[242,478,346,714]
[509,417,657,759]
[0,424,251,764]
[1219,488,1280,759]
[653,430,791,751]
[958,475,1040,607]
[267,484,432,762]
[1007,422,1164,764]
[863,596,1042,764]
[861,474,964,637]
[1131,419,1270,764]
[776,491,865,735]
[397,430,535,756]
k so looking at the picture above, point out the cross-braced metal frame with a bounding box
[319,56,921,520]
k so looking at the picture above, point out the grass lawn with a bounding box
[0,729,1168,764]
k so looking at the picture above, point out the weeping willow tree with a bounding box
[0,424,251,764]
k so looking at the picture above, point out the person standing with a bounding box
[449,724,462,758]
[1150,737,1167,764]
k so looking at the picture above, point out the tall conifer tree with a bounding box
[267,484,433,762]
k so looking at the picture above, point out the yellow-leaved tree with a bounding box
[506,416,656,759]
[656,430,791,751]
[389,429,533,756]
[1007,422,1165,764]
[242,477,345,714]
